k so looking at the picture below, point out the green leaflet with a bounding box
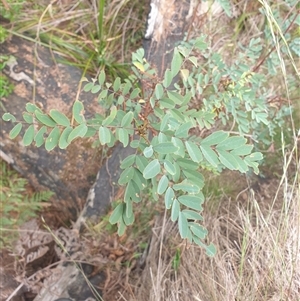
[116,128,129,147]
[200,145,219,167]
[35,111,56,127]
[143,159,161,179]
[185,141,203,163]
[72,100,85,124]
[178,195,203,211]
[173,180,200,194]
[2,113,16,122]
[157,175,169,195]
[171,48,183,77]
[201,131,228,146]
[34,126,47,147]
[45,127,60,151]
[99,126,111,145]
[171,199,180,222]
[68,124,88,143]
[153,142,178,154]
[23,124,35,146]
[165,187,175,209]
[59,127,73,149]
[49,109,70,127]
[178,212,189,239]
[109,203,124,224]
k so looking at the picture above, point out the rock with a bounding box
[0,36,103,220]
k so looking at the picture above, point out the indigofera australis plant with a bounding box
[5,34,288,256]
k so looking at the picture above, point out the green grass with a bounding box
[0,159,53,250]
[1,0,146,79]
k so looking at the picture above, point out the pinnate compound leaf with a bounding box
[35,111,56,127]
[99,126,111,145]
[72,100,85,124]
[23,124,35,146]
[9,123,22,139]
[2,113,16,122]
[200,145,219,167]
[171,199,180,222]
[185,141,203,163]
[143,159,161,179]
[59,126,73,149]
[178,195,203,211]
[178,212,189,239]
[109,203,124,224]
[45,127,60,151]
[49,109,70,127]
[68,124,88,143]
[165,187,175,209]
[157,175,169,195]
[201,131,228,146]
[34,126,47,147]
[153,142,178,154]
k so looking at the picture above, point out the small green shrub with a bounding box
[1,35,270,256]
[2,1,298,256]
